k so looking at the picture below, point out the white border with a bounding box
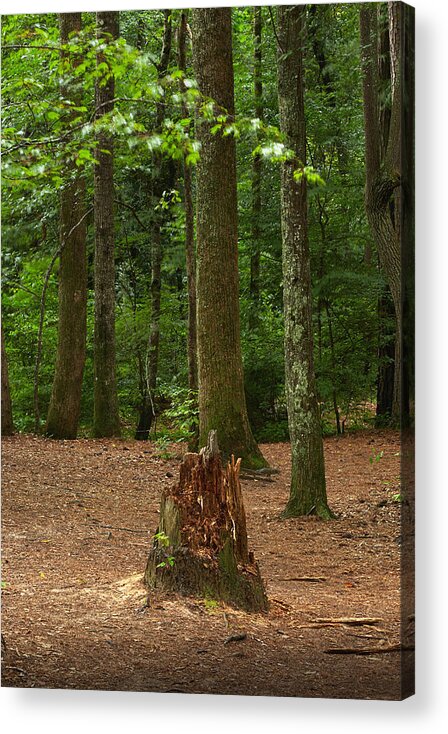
[2,0,448,732]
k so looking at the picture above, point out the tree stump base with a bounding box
[145,431,268,612]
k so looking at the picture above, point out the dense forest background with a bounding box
[1,4,404,445]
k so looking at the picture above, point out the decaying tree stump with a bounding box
[145,431,268,611]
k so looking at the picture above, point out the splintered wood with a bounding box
[145,431,268,611]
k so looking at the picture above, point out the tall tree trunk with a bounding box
[179,11,198,399]
[93,11,121,438]
[324,302,341,435]
[374,4,395,422]
[135,9,173,441]
[191,8,266,469]
[178,10,199,451]
[1,325,14,436]
[45,12,87,440]
[360,2,403,424]
[376,285,395,424]
[277,5,332,519]
[249,5,263,330]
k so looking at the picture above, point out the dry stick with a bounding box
[97,524,149,534]
[224,633,247,645]
[324,644,414,655]
[279,576,326,582]
[239,473,274,483]
[33,207,93,432]
[314,617,382,625]
[297,617,383,630]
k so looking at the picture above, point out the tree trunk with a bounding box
[360,2,403,424]
[145,431,268,611]
[93,11,121,438]
[277,5,332,519]
[191,8,266,469]
[45,12,87,440]
[135,10,173,441]
[325,302,341,435]
[376,285,395,423]
[248,5,263,330]
[1,325,14,436]
[179,11,198,398]
[178,11,199,451]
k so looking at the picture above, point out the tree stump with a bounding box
[145,431,268,612]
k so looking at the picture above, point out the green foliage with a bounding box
[2,6,387,443]
[203,598,219,612]
[153,530,170,548]
[369,450,384,465]
[153,531,175,569]
[162,386,198,442]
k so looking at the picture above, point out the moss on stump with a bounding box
[145,431,268,612]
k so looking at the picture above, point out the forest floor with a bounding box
[1,430,410,700]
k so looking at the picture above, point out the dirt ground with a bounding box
[1,430,411,699]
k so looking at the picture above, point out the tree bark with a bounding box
[178,11,199,451]
[135,10,173,440]
[191,8,266,469]
[45,12,87,440]
[145,431,268,611]
[360,2,404,424]
[179,11,198,400]
[93,11,121,438]
[376,285,395,423]
[1,325,14,436]
[277,5,332,519]
[248,5,263,330]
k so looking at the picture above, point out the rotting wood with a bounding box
[145,430,268,612]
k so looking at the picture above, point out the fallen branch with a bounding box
[239,473,275,483]
[102,526,148,535]
[324,644,414,656]
[314,617,382,626]
[279,576,326,583]
[240,467,280,476]
[224,633,247,645]
[297,617,383,630]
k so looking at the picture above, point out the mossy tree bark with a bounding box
[191,8,267,470]
[93,11,121,438]
[277,6,332,520]
[145,431,268,611]
[1,324,14,436]
[360,2,410,425]
[45,13,87,440]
